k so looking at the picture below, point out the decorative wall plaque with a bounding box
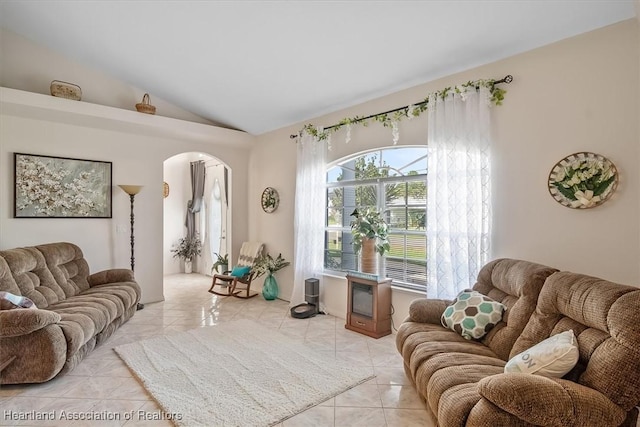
[261,187,279,213]
[548,152,617,209]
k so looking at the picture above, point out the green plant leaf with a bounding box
[553,182,577,200]
[593,175,616,197]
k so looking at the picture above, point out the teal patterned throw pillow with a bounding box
[441,290,506,340]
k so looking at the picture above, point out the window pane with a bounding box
[327,208,343,227]
[387,233,427,286]
[406,179,427,204]
[386,182,406,204]
[327,187,343,207]
[324,230,357,271]
[325,147,428,291]
[381,147,428,175]
[408,208,426,230]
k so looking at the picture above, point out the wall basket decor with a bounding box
[163,181,170,198]
[261,187,279,213]
[548,152,618,209]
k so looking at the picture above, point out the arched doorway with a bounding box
[163,152,231,276]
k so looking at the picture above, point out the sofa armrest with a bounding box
[88,269,135,286]
[408,298,452,324]
[0,309,61,338]
[477,373,626,426]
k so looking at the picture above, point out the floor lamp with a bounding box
[118,185,144,310]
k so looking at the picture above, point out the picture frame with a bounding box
[14,152,112,218]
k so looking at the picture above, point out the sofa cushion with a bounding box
[0,256,22,296]
[441,290,506,340]
[474,259,559,361]
[505,329,578,378]
[511,272,640,411]
[81,282,140,311]
[36,243,91,297]
[425,363,505,420]
[48,295,119,354]
[0,248,64,308]
[409,338,502,380]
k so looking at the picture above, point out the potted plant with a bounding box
[254,253,290,300]
[350,208,390,274]
[171,234,202,273]
[212,252,229,274]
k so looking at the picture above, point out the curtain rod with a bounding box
[289,74,513,139]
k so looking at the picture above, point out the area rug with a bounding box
[114,319,374,427]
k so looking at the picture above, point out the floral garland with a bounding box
[299,78,507,143]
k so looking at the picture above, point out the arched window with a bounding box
[325,147,427,290]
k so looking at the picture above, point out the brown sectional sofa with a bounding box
[0,242,141,384]
[396,258,640,427]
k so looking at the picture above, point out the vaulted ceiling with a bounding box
[0,1,636,135]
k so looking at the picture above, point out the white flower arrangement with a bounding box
[549,154,617,209]
[16,156,106,216]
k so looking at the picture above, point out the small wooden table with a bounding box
[345,274,392,339]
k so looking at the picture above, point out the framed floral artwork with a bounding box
[14,153,112,218]
[547,152,618,209]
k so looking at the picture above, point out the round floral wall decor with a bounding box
[548,152,618,209]
[261,187,279,213]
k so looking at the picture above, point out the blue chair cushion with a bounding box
[230,266,251,277]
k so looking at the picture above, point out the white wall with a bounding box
[250,19,640,327]
[0,92,254,304]
[0,28,216,126]
[162,153,193,274]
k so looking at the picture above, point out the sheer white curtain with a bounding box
[290,132,326,306]
[426,86,492,299]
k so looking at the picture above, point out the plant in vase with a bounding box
[211,252,229,274]
[171,234,202,273]
[350,208,390,274]
[254,253,290,300]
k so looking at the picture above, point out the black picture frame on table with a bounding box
[14,152,112,218]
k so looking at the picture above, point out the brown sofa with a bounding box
[0,242,141,384]
[396,258,640,426]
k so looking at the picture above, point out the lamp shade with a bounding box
[118,185,143,195]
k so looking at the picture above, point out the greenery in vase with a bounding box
[211,252,229,273]
[254,253,290,278]
[171,234,202,262]
[350,208,390,256]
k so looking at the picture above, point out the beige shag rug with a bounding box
[115,319,374,427]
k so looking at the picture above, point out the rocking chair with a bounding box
[208,242,264,298]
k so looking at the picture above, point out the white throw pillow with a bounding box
[505,330,579,378]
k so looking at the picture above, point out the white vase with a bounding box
[184,260,193,274]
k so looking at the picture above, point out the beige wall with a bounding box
[0,28,215,126]
[250,19,640,326]
[637,0,640,284]
[0,96,254,304]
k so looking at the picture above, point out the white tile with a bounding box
[378,385,427,409]
[1,274,432,427]
[384,408,437,427]
[282,405,334,427]
[334,383,382,408]
[335,407,387,427]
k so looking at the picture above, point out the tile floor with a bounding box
[0,274,436,427]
